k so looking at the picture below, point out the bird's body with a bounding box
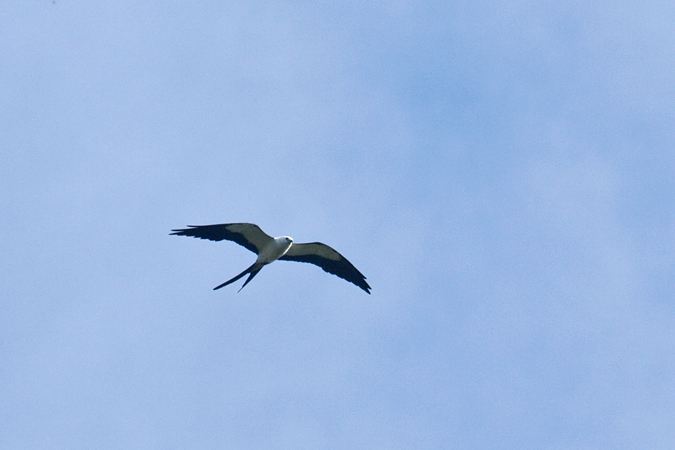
[258,236,293,264]
[171,223,371,294]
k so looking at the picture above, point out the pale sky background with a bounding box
[2,1,675,449]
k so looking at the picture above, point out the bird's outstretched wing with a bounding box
[170,223,273,254]
[280,242,371,294]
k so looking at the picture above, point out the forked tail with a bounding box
[213,262,264,292]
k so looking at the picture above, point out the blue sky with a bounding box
[2,1,675,448]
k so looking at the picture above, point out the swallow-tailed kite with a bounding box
[171,223,371,294]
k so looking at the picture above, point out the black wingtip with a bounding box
[357,277,371,294]
[170,225,198,236]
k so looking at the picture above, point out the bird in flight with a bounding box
[171,223,371,294]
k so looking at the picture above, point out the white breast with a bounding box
[256,236,293,264]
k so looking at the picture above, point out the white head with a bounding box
[259,236,295,263]
[278,236,293,256]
